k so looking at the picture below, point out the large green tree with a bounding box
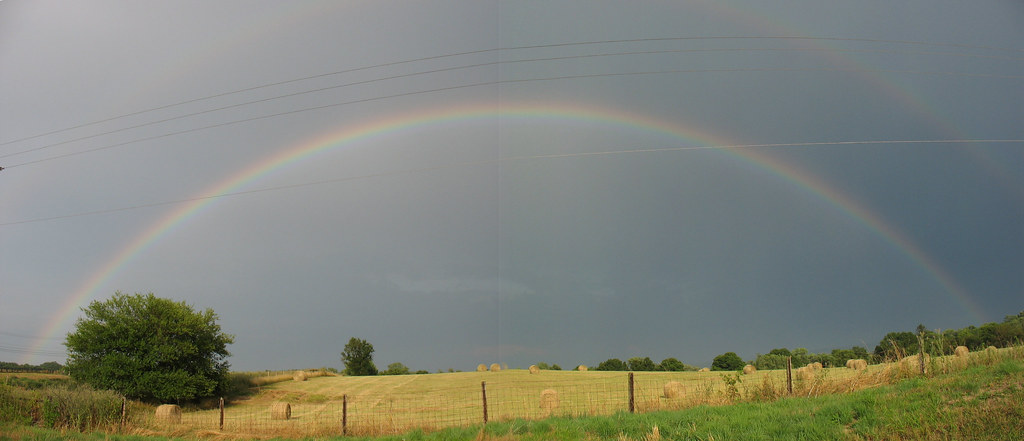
[64,292,234,402]
[711,352,745,371]
[341,337,377,376]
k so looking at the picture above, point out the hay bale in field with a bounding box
[155,405,181,424]
[954,346,969,357]
[986,345,997,352]
[577,365,588,372]
[846,359,867,370]
[271,402,291,420]
[489,363,501,372]
[293,370,307,381]
[529,365,540,374]
[539,389,559,410]
[698,367,710,372]
[795,366,813,381]
[477,364,487,372]
[663,381,685,399]
[807,362,823,371]
[742,364,756,375]
[899,354,930,369]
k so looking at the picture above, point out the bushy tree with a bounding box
[341,337,377,376]
[874,331,919,359]
[627,357,656,371]
[64,292,234,402]
[711,352,745,371]
[658,357,687,372]
[595,358,627,371]
[768,348,791,357]
[753,353,788,370]
[381,362,409,375]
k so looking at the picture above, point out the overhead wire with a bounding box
[2,35,1021,151]
[2,65,1021,170]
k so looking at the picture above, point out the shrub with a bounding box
[627,357,657,371]
[382,362,410,376]
[595,358,628,371]
[712,352,745,371]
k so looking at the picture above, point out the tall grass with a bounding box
[0,382,123,431]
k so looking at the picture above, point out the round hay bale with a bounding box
[489,363,501,372]
[293,370,307,382]
[529,365,540,374]
[663,381,685,398]
[155,405,181,424]
[846,359,867,370]
[271,402,291,420]
[539,389,559,410]
[577,365,588,372]
[476,364,487,372]
[986,345,997,352]
[742,364,756,375]
[698,367,710,372]
[899,354,930,372]
[795,366,813,381]
[807,362,823,371]
[954,346,969,357]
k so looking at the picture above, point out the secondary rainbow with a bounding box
[25,102,985,362]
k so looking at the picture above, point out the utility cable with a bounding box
[3,67,1020,170]
[3,35,1021,148]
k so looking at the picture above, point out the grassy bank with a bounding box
[3,350,1021,441]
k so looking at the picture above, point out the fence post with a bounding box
[219,397,224,430]
[919,333,926,375]
[628,372,635,413]
[786,356,793,395]
[481,381,488,424]
[120,396,127,428]
[342,394,348,436]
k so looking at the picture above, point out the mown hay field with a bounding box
[141,364,885,437]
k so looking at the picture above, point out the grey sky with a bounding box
[2,1,1022,372]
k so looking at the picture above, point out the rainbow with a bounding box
[24,102,986,362]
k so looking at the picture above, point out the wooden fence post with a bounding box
[786,356,793,395]
[219,397,224,430]
[481,381,488,424]
[120,397,126,427]
[342,394,348,435]
[628,372,635,413]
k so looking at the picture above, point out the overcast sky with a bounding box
[2,1,1022,372]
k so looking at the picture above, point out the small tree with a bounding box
[382,362,410,375]
[595,358,627,371]
[658,357,686,371]
[627,356,657,371]
[64,292,234,402]
[341,337,377,376]
[711,352,745,371]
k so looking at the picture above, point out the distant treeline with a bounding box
[752,310,1024,370]
[590,310,1024,372]
[592,357,699,372]
[0,361,64,373]
[874,310,1024,360]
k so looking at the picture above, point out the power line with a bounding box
[2,35,1020,149]
[4,46,1019,161]
[3,66,1020,170]
[2,139,1019,227]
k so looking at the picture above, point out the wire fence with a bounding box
[8,347,1016,438]
[128,369,799,437]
